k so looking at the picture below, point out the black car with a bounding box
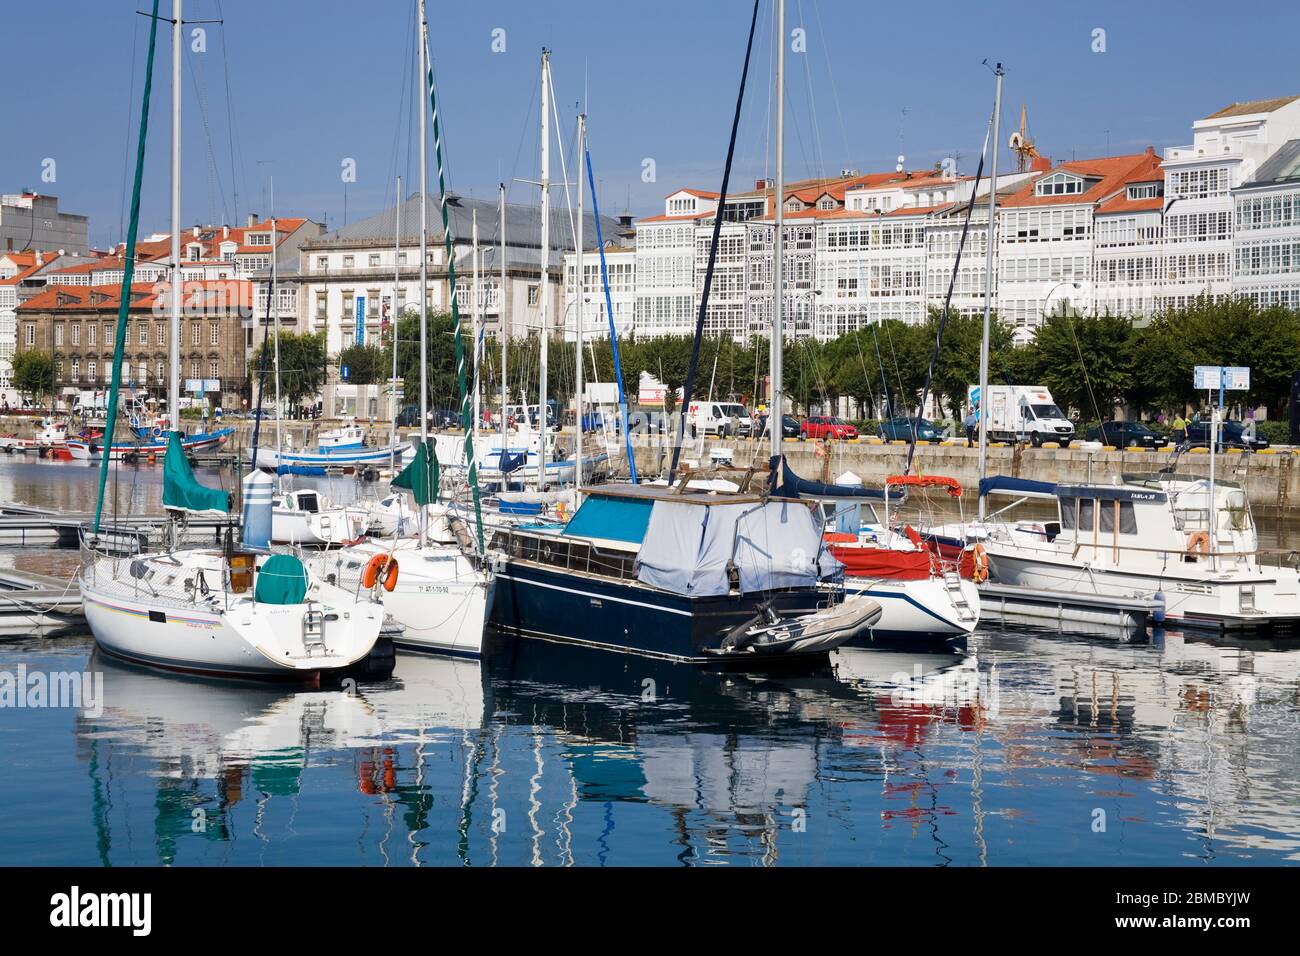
[878,416,943,443]
[756,413,800,439]
[1183,420,1269,451]
[1085,420,1169,449]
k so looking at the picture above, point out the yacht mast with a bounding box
[168,0,181,430]
[417,0,430,536]
[769,0,785,459]
[389,175,401,472]
[270,179,280,468]
[575,112,586,502]
[472,209,481,458]
[537,49,551,492]
[499,183,508,458]
[977,64,1003,523]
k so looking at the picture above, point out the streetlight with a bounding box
[1016,279,1083,346]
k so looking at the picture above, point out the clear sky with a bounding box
[5,0,1300,250]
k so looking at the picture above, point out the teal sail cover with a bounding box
[392,440,438,506]
[563,494,653,544]
[162,431,230,515]
[254,554,308,606]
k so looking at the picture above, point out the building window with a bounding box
[528,284,539,306]
[369,254,381,268]
[342,291,354,316]
[88,325,96,346]
[317,256,328,271]
[54,326,63,346]
[316,292,327,318]
[88,360,97,382]
[139,325,148,345]
[191,322,200,346]
[209,360,219,379]
[138,361,147,384]
[343,255,355,269]
[24,325,34,346]
[70,360,79,382]
[156,325,166,346]
[367,290,379,316]
[190,360,200,379]
[248,232,271,246]
[157,361,165,382]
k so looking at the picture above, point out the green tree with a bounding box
[337,343,387,387]
[250,331,328,410]
[1019,310,1135,419]
[12,351,55,406]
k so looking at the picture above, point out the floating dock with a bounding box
[0,567,84,635]
[976,581,1162,632]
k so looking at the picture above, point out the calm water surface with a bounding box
[1,458,1298,866]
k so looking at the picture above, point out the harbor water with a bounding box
[2,458,1299,866]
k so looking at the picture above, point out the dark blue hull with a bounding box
[490,558,831,664]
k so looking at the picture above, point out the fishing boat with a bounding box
[0,416,69,452]
[489,483,879,663]
[976,471,1300,632]
[66,426,232,462]
[253,440,411,471]
[80,0,386,683]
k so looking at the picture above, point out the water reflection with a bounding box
[17,619,1297,866]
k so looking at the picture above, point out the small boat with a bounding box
[271,487,371,545]
[67,427,233,462]
[254,441,412,471]
[713,596,883,657]
[0,416,69,452]
[316,423,367,452]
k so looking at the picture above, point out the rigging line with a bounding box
[118,16,142,246]
[667,0,762,484]
[904,119,991,477]
[545,68,580,254]
[185,43,231,225]
[384,1,416,213]
[852,326,881,414]
[1064,309,1104,425]
[795,0,826,182]
[215,0,240,218]
[811,0,851,173]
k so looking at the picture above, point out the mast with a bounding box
[389,175,402,472]
[537,49,551,492]
[168,0,182,430]
[472,209,481,459]
[499,183,508,459]
[270,179,280,469]
[416,0,431,541]
[977,63,1003,523]
[769,0,785,459]
[575,112,586,501]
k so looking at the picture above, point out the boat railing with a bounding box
[493,528,636,581]
[79,537,234,613]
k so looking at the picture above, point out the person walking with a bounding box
[964,402,979,446]
[1171,412,1187,445]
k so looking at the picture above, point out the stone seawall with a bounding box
[631,437,1300,514]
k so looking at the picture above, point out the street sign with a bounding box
[341,364,350,382]
[1195,365,1251,391]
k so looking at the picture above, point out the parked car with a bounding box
[756,413,800,439]
[878,416,943,443]
[1184,420,1269,451]
[1085,420,1170,449]
[800,416,858,440]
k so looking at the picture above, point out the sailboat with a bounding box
[79,0,385,682]
[303,0,493,659]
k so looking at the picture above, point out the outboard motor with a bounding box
[241,469,274,549]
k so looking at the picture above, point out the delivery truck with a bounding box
[968,384,1074,447]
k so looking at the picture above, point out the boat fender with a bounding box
[362,554,399,591]
[1186,531,1210,556]
[1152,591,1166,624]
[971,543,989,584]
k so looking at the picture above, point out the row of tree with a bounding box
[18,298,1298,422]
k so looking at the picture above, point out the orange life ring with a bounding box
[1186,531,1211,556]
[361,553,399,591]
[970,542,989,583]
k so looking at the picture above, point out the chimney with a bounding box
[247,213,257,228]
[192,225,200,237]
[223,225,229,239]
[34,250,43,266]
[1145,145,1155,157]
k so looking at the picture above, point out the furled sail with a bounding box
[392,439,439,506]
[162,431,230,514]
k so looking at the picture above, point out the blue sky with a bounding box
[5,0,1300,249]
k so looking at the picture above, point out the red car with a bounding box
[800,416,858,440]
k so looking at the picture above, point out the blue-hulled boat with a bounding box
[489,484,879,664]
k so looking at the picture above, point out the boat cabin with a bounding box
[278,490,323,514]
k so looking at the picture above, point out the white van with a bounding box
[969,384,1074,447]
[686,401,752,438]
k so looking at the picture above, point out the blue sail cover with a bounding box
[977,475,1058,499]
[768,455,902,500]
[563,494,653,544]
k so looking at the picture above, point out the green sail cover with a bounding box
[162,431,231,515]
[392,440,438,506]
[254,554,308,605]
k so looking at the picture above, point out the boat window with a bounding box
[1078,498,1095,532]
[1098,500,1137,534]
[298,493,319,514]
[1059,496,1076,530]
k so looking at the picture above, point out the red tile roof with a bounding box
[999,150,1161,209]
[19,280,253,314]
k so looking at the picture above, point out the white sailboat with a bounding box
[79,0,385,682]
[304,0,492,659]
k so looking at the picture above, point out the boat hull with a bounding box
[254,443,411,470]
[841,575,979,645]
[67,429,231,462]
[490,557,831,663]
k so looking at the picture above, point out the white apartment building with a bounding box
[1231,138,1300,310]
[1093,173,1165,318]
[1162,95,1300,309]
[561,244,636,341]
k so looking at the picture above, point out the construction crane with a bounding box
[1008,104,1041,173]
